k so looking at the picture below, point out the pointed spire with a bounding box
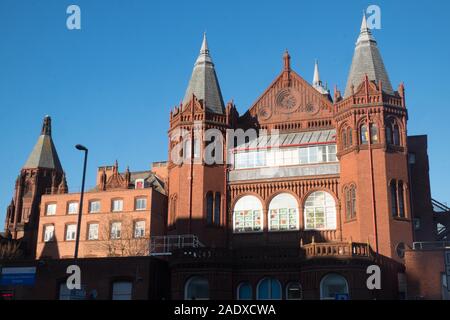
[312,60,329,95]
[182,33,225,114]
[41,115,52,136]
[58,172,68,194]
[344,13,394,98]
[357,12,375,43]
[23,116,63,171]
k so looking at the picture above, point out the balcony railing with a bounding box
[303,242,371,259]
[150,235,203,256]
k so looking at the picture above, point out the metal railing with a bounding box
[149,235,203,256]
[412,241,450,250]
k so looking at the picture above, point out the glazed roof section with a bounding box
[233,129,336,151]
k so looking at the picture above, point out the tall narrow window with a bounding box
[386,123,393,144]
[345,188,351,220]
[393,124,400,146]
[206,192,214,225]
[194,138,201,159]
[170,195,177,226]
[360,124,368,144]
[347,127,353,146]
[398,181,405,218]
[342,130,347,149]
[350,187,356,219]
[214,193,221,226]
[390,181,398,217]
[370,124,379,143]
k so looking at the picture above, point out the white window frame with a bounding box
[304,191,337,230]
[268,193,299,232]
[134,221,145,238]
[88,223,99,240]
[44,225,55,242]
[135,197,147,211]
[46,203,57,216]
[89,200,101,213]
[65,224,77,241]
[112,199,123,212]
[110,222,122,239]
[67,202,79,215]
[233,195,263,233]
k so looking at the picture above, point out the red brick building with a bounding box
[2,14,449,300]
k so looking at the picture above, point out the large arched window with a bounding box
[206,192,214,224]
[286,282,302,300]
[320,273,349,300]
[185,276,209,300]
[237,282,253,300]
[268,193,299,231]
[257,278,282,300]
[304,191,337,230]
[233,195,263,233]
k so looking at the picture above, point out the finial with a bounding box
[200,32,209,55]
[41,115,52,136]
[283,50,291,71]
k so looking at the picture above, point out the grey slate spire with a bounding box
[344,13,394,98]
[182,33,225,114]
[23,116,63,171]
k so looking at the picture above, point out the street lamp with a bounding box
[74,144,88,259]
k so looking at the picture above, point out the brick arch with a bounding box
[265,190,300,209]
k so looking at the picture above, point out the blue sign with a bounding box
[0,267,36,286]
[335,293,350,300]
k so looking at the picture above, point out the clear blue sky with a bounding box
[1,0,449,225]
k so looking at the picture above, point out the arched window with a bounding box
[386,122,393,144]
[183,138,191,160]
[393,124,400,146]
[347,127,353,146]
[206,192,214,224]
[390,181,398,217]
[268,193,299,231]
[169,195,177,226]
[360,124,369,144]
[185,276,209,300]
[320,273,349,300]
[257,278,282,300]
[341,129,347,149]
[237,282,253,300]
[286,282,302,300]
[398,181,405,218]
[233,195,263,233]
[345,186,357,221]
[370,123,379,143]
[214,192,221,226]
[304,191,337,230]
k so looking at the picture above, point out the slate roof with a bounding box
[23,116,63,171]
[344,14,394,98]
[182,33,225,114]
